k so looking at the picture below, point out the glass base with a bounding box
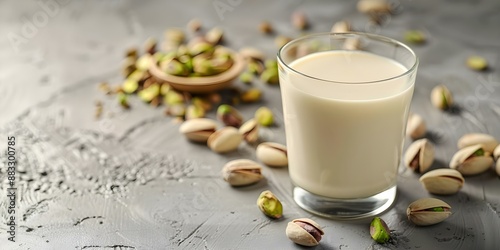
[292,185,397,219]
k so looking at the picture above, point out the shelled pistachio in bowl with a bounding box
[149,29,245,93]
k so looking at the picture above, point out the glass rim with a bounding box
[277,32,419,85]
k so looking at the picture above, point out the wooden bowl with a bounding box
[149,50,245,93]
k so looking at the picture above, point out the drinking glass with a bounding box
[277,32,418,219]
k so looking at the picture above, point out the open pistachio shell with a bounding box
[494,144,500,161]
[457,133,498,153]
[431,85,453,110]
[450,144,494,175]
[406,113,426,140]
[207,127,243,153]
[256,142,288,167]
[419,169,464,195]
[239,119,259,143]
[407,198,451,226]
[222,159,263,186]
[404,139,435,173]
[286,218,324,246]
[179,118,217,143]
[357,0,391,14]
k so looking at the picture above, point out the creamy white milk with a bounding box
[280,50,414,199]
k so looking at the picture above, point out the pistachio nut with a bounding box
[122,57,137,77]
[291,11,308,30]
[449,144,494,176]
[122,79,139,94]
[165,28,185,45]
[117,93,130,109]
[125,47,138,60]
[357,0,391,14]
[136,54,152,71]
[494,144,500,161]
[239,71,254,84]
[255,107,274,126]
[259,21,273,34]
[216,104,244,128]
[191,97,212,112]
[343,37,362,50]
[164,89,185,105]
[264,59,278,69]
[431,85,453,110]
[406,113,426,140]
[466,56,488,71]
[185,105,205,120]
[179,118,217,143]
[239,119,259,143]
[406,198,451,226]
[165,103,186,117]
[275,35,292,49]
[457,133,498,153]
[144,37,157,55]
[247,60,265,75]
[163,58,190,76]
[128,69,146,82]
[208,127,243,153]
[404,30,426,44]
[256,142,288,167]
[241,88,262,103]
[138,83,160,103]
[257,190,283,219]
[419,169,464,195]
[403,139,435,173]
[331,20,351,33]
[187,18,202,32]
[370,217,391,243]
[239,47,266,62]
[260,67,279,84]
[189,42,215,57]
[205,27,224,45]
[222,159,263,186]
[286,218,324,247]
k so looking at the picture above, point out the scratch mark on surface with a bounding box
[118,116,166,142]
[81,245,136,249]
[22,198,54,221]
[177,220,208,246]
[73,216,104,226]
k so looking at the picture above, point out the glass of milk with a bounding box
[278,33,418,219]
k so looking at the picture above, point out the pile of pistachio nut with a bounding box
[401,84,499,228]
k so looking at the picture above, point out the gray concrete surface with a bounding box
[0,0,499,249]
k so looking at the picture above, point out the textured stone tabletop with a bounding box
[1,0,500,249]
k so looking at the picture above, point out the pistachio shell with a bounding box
[256,142,288,167]
[494,145,500,161]
[286,218,324,247]
[239,119,259,143]
[450,144,494,175]
[357,0,391,14]
[331,20,351,33]
[419,169,464,195]
[239,47,266,62]
[431,85,453,110]
[205,27,224,45]
[179,118,217,143]
[222,159,263,186]
[406,113,426,140]
[404,139,435,173]
[207,127,243,153]
[343,37,361,50]
[407,198,451,226]
[457,133,498,153]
